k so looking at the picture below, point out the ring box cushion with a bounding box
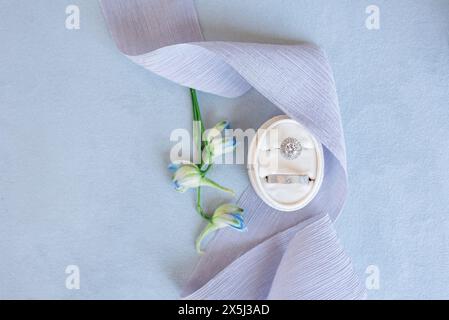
[248,116,324,212]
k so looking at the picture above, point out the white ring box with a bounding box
[247,115,324,212]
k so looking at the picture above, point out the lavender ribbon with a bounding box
[99,0,366,300]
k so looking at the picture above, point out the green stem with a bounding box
[190,88,211,221]
[201,164,213,175]
[190,88,205,167]
[191,89,200,165]
[190,88,205,137]
[195,187,211,221]
[201,177,235,196]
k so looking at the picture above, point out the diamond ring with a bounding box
[280,137,302,160]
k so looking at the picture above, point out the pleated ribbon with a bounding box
[99,0,366,300]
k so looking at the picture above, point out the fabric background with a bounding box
[0,0,448,299]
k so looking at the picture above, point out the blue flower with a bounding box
[204,120,230,143]
[202,121,236,165]
[169,162,234,195]
[195,204,246,253]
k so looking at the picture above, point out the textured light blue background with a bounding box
[1,0,448,299]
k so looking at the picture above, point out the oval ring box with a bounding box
[247,115,324,212]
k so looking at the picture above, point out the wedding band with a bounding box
[265,174,312,184]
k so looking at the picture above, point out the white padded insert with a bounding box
[248,116,324,211]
